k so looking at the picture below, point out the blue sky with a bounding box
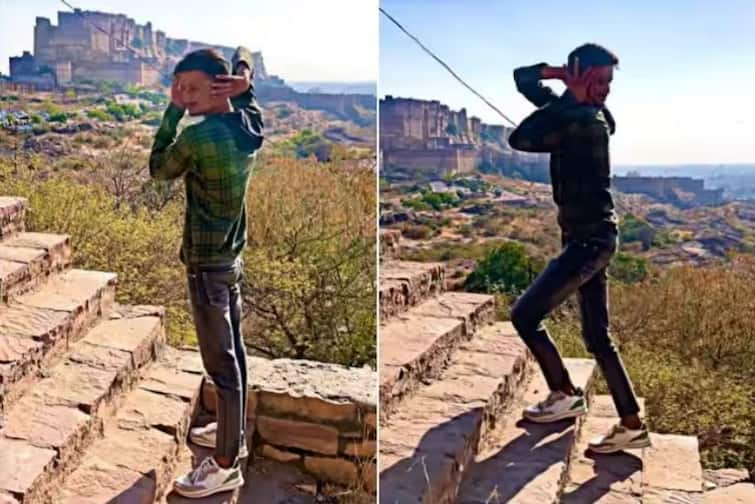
[0,0,377,82]
[380,0,755,165]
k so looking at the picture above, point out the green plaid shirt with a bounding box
[509,63,617,234]
[150,48,263,267]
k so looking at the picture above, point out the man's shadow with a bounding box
[381,410,642,504]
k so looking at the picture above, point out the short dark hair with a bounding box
[568,43,619,73]
[174,48,231,77]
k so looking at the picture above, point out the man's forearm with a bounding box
[149,103,190,180]
[514,62,560,108]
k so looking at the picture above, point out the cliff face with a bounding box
[380,96,546,181]
[12,9,269,87]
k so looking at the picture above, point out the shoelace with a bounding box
[190,457,216,484]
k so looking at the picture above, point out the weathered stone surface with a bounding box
[140,364,204,402]
[411,291,496,336]
[381,328,535,504]
[89,426,177,483]
[561,414,644,502]
[380,260,446,319]
[0,491,18,504]
[0,303,71,343]
[28,360,118,414]
[17,268,116,313]
[704,483,755,503]
[257,415,339,455]
[117,388,192,436]
[704,468,751,489]
[0,197,26,238]
[1,394,90,451]
[380,313,464,414]
[0,438,56,496]
[456,359,596,504]
[261,443,302,463]
[0,260,29,300]
[0,232,70,300]
[248,356,375,410]
[79,315,162,367]
[304,456,359,486]
[643,434,703,492]
[343,438,377,458]
[56,460,157,504]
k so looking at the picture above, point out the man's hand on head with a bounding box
[211,69,250,99]
[170,77,186,109]
[564,57,595,104]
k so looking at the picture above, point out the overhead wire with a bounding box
[379,6,518,127]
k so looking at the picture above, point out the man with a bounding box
[508,43,650,454]
[149,46,263,498]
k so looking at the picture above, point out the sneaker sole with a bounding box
[188,436,249,459]
[588,437,652,454]
[523,405,588,424]
[173,477,245,498]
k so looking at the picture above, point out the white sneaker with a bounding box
[588,422,652,453]
[523,390,587,423]
[173,456,244,498]
[190,422,249,459]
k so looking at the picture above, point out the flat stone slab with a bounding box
[0,438,56,497]
[643,433,704,493]
[380,324,531,504]
[54,348,205,503]
[56,460,157,504]
[0,306,166,501]
[0,233,70,301]
[380,260,446,320]
[457,358,596,504]
[17,269,116,312]
[0,197,26,238]
[380,311,464,414]
[704,483,755,503]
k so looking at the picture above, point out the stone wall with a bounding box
[202,356,377,492]
[383,147,481,179]
[613,176,725,206]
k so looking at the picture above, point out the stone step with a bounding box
[379,228,402,261]
[0,269,117,413]
[379,291,496,417]
[379,323,530,504]
[0,306,165,504]
[163,445,318,503]
[456,358,596,504]
[705,483,755,503]
[380,260,446,321]
[0,197,26,239]
[0,232,71,303]
[562,395,704,503]
[560,395,647,503]
[53,347,205,504]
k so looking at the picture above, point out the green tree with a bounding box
[620,213,656,250]
[465,241,540,294]
[608,252,649,283]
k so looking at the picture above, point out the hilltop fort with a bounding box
[8,9,275,88]
[379,96,547,181]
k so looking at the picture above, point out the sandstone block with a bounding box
[256,416,339,455]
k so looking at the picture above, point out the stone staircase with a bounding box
[378,230,752,503]
[0,196,205,503]
[0,196,325,503]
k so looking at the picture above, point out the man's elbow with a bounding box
[148,158,169,180]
